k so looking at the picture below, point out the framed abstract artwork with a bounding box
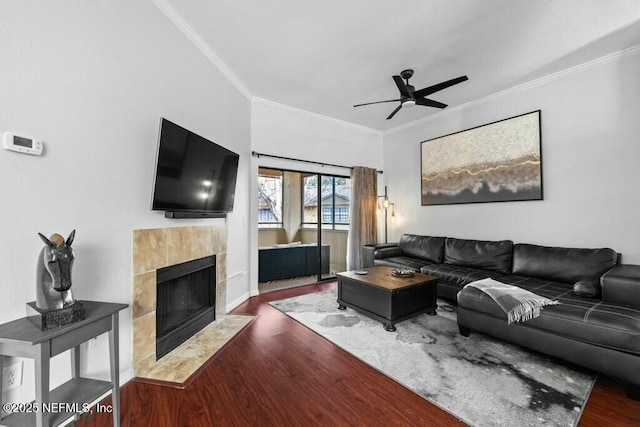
[420,110,542,205]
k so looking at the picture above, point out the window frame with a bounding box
[258,169,284,229]
[301,174,351,230]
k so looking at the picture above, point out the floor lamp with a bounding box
[378,186,395,244]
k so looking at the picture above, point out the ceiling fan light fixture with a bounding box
[402,99,416,108]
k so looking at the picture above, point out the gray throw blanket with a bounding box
[464,278,560,325]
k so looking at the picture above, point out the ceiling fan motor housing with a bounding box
[403,85,415,97]
[400,84,415,106]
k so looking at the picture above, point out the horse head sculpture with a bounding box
[36,230,76,310]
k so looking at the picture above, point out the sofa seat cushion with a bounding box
[374,256,428,272]
[420,263,506,288]
[458,276,640,355]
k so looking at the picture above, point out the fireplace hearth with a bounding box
[156,255,216,360]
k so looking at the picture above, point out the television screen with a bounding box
[151,118,239,215]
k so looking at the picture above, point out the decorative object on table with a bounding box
[28,229,85,330]
[391,268,415,278]
[421,110,542,205]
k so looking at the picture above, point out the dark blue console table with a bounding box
[259,243,330,282]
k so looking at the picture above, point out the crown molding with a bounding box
[252,97,383,137]
[151,0,252,100]
[385,43,640,136]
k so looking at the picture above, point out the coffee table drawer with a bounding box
[392,284,436,319]
[340,279,391,318]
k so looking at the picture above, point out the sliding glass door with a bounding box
[302,173,351,280]
[257,166,350,292]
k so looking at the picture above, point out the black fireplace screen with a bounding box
[156,256,216,360]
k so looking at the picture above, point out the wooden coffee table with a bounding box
[336,266,438,332]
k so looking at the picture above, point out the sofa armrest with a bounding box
[370,243,398,250]
[361,243,399,268]
[601,264,640,309]
[375,247,403,259]
[361,245,376,268]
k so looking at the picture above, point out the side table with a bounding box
[0,300,128,427]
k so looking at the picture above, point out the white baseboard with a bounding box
[120,367,135,384]
[226,292,250,312]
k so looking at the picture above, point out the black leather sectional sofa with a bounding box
[362,233,640,398]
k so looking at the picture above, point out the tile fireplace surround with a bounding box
[132,224,252,384]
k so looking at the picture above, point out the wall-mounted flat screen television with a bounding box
[151,118,239,218]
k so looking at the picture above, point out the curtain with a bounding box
[346,167,378,270]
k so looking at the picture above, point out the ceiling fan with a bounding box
[354,69,468,120]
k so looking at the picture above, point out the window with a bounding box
[334,207,349,223]
[258,208,278,223]
[322,207,348,223]
[258,169,283,228]
[302,175,351,230]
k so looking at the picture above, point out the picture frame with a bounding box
[420,110,543,206]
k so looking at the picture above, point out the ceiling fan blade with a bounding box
[416,98,447,109]
[353,99,402,108]
[413,76,468,98]
[393,75,413,97]
[386,104,403,120]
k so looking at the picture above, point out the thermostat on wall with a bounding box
[2,131,44,155]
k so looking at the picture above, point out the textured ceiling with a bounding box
[160,0,640,131]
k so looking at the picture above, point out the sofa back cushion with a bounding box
[398,234,446,263]
[444,238,513,273]
[512,244,618,285]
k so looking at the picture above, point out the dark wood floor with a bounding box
[79,281,640,426]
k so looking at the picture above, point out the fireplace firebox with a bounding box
[156,256,216,360]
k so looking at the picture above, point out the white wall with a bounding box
[383,50,640,263]
[250,99,384,294]
[0,0,251,404]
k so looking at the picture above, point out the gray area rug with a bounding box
[270,290,596,427]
